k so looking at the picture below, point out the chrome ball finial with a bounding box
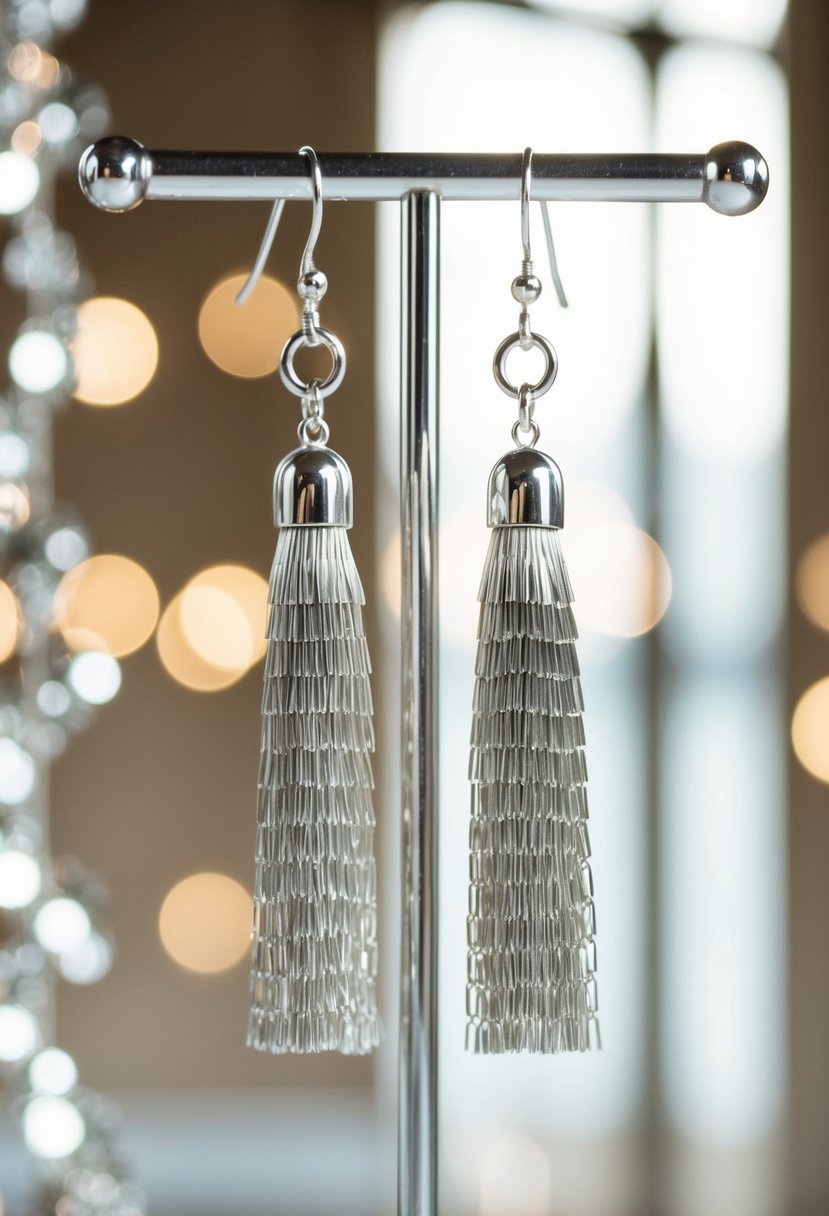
[273,445,353,528]
[78,136,151,212]
[703,141,769,216]
[487,447,564,529]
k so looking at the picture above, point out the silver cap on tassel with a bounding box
[274,445,353,528]
[487,447,564,528]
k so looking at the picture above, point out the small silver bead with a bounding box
[511,274,542,305]
[297,269,328,302]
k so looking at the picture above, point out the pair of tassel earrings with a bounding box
[247,148,598,1057]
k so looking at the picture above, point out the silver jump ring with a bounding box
[517,383,535,432]
[298,415,330,447]
[493,330,558,400]
[280,327,346,400]
[511,417,540,448]
[301,380,324,421]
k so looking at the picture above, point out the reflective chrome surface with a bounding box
[79,137,769,213]
[703,140,771,216]
[78,136,151,212]
[488,447,564,528]
[493,330,558,401]
[399,191,439,1216]
[273,444,352,527]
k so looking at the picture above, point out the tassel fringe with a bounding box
[249,525,381,1055]
[467,525,599,1055]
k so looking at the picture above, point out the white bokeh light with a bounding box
[0,849,42,908]
[0,1004,40,1063]
[68,651,122,705]
[38,101,79,145]
[0,738,37,805]
[0,151,40,215]
[29,1048,78,1096]
[22,1095,85,1159]
[0,433,31,478]
[33,896,92,954]
[37,680,72,718]
[9,330,68,394]
[45,525,89,572]
[58,931,113,984]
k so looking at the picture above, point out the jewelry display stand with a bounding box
[78,137,769,1216]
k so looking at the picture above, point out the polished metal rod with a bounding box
[79,137,769,216]
[399,191,440,1216]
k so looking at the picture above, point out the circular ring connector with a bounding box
[493,331,558,401]
[280,327,346,400]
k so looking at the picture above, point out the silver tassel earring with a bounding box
[466,149,599,1055]
[247,148,380,1056]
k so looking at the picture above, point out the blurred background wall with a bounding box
[1,1,827,1215]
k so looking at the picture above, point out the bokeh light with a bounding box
[70,296,158,406]
[9,329,68,394]
[45,525,88,572]
[0,580,22,662]
[0,1005,40,1063]
[59,931,113,985]
[0,849,42,909]
[0,432,31,478]
[480,1133,550,1216]
[157,565,267,692]
[0,151,40,215]
[38,101,78,146]
[7,42,61,88]
[181,565,267,669]
[68,651,122,705]
[29,1048,78,1096]
[0,483,31,532]
[58,929,113,987]
[158,871,251,974]
[55,554,159,657]
[0,739,36,805]
[11,120,42,156]
[22,1096,85,1159]
[566,521,672,639]
[33,897,91,954]
[796,533,829,633]
[198,272,298,378]
[792,677,829,784]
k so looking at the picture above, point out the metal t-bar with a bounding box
[79,137,769,215]
[79,134,768,1216]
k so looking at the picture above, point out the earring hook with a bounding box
[235,146,323,306]
[520,147,568,309]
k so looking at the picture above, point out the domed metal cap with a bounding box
[274,445,353,527]
[487,447,564,528]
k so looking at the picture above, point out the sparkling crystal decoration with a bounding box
[0,1,146,1207]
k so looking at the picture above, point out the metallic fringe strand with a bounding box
[248,525,381,1055]
[467,525,600,1054]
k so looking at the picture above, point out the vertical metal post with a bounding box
[399,190,440,1216]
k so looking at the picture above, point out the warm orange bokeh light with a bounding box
[197,273,298,378]
[71,297,158,407]
[157,592,247,692]
[158,872,251,974]
[11,121,42,156]
[0,581,22,662]
[54,555,160,657]
[796,533,829,633]
[792,677,829,784]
